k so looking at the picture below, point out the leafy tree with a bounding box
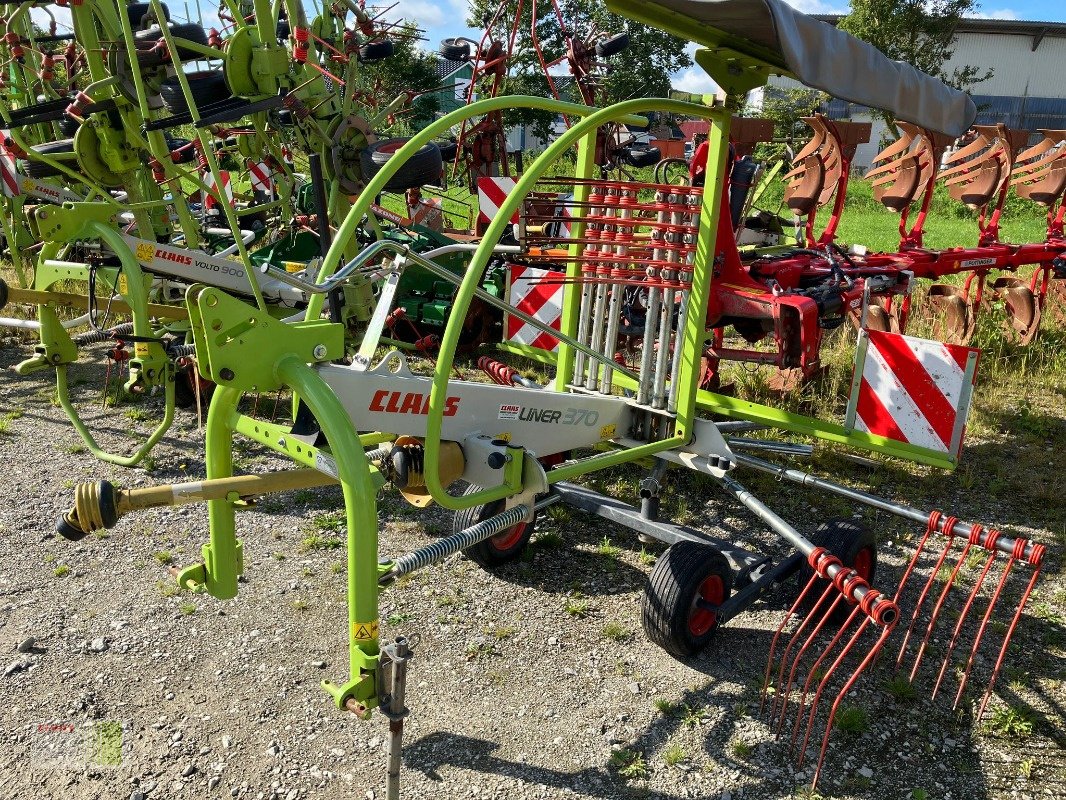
[745,86,827,162]
[461,0,692,140]
[838,0,991,131]
[356,22,441,129]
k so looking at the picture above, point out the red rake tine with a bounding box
[774,590,849,735]
[810,623,896,790]
[787,605,862,752]
[930,549,997,701]
[895,515,961,670]
[768,578,838,723]
[761,574,822,715]
[908,541,974,682]
[953,550,1017,710]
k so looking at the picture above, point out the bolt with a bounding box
[219,367,234,381]
[312,344,327,360]
[277,437,287,448]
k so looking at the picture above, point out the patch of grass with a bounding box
[609,748,647,780]
[491,625,516,641]
[1018,758,1034,780]
[154,551,173,565]
[140,454,157,473]
[833,705,869,735]
[653,698,679,716]
[124,407,151,423]
[157,580,180,597]
[52,564,70,578]
[662,742,687,766]
[300,534,343,552]
[291,598,309,611]
[312,511,345,531]
[330,562,345,575]
[981,706,1034,739]
[601,621,631,642]
[42,553,56,564]
[179,602,196,615]
[386,612,410,625]
[564,594,592,618]
[729,738,753,759]
[271,552,286,560]
[465,640,496,661]
[301,566,314,577]
[596,536,622,558]
[907,790,929,800]
[535,531,564,549]
[65,442,87,454]
[637,547,656,566]
[885,674,918,702]
[680,703,708,728]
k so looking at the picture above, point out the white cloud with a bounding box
[780,0,849,13]
[971,7,1020,19]
[672,66,721,95]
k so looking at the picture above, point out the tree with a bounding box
[460,0,692,140]
[356,22,442,130]
[745,86,827,162]
[838,0,991,132]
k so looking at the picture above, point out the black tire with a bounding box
[276,19,290,40]
[133,22,207,60]
[359,39,394,62]
[164,136,195,164]
[618,144,661,168]
[439,37,470,61]
[642,541,734,658]
[126,2,170,27]
[21,138,76,179]
[595,31,629,57]
[454,484,536,570]
[795,519,878,624]
[435,139,458,162]
[160,70,231,115]
[360,138,442,192]
[58,114,80,137]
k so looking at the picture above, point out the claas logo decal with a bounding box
[369,390,460,416]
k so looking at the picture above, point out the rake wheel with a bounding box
[642,541,734,658]
[795,518,877,625]
[454,484,536,569]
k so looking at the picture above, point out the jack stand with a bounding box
[637,461,670,543]
[379,636,413,800]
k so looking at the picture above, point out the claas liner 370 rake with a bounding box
[54,0,1047,795]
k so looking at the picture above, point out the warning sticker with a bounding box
[498,403,520,420]
[352,620,379,641]
[494,432,512,443]
[599,423,616,440]
[134,342,150,357]
[117,274,128,295]
[283,261,304,274]
[315,451,339,480]
[135,242,155,262]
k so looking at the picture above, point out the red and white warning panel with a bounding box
[845,328,980,459]
[0,132,19,198]
[505,265,563,352]
[477,177,519,225]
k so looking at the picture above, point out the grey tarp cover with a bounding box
[647,0,977,136]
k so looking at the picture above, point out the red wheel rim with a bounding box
[377,140,406,155]
[489,521,527,552]
[853,547,874,581]
[688,574,724,637]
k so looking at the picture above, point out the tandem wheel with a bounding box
[454,485,537,569]
[641,541,734,659]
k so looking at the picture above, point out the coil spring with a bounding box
[391,504,529,577]
[168,343,196,358]
[72,322,134,346]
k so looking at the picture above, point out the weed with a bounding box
[42,553,56,564]
[272,552,286,560]
[140,454,157,473]
[154,551,173,565]
[982,706,1034,738]
[680,703,709,728]
[729,738,753,759]
[124,407,151,423]
[833,705,869,735]
[907,790,929,800]
[330,562,345,575]
[386,612,410,625]
[601,622,631,642]
[300,534,343,552]
[1018,758,1034,779]
[52,564,70,578]
[565,594,592,618]
[653,698,679,716]
[536,531,564,549]
[179,602,196,615]
[637,547,655,566]
[662,742,687,766]
[312,511,345,531]
[596,536,621,558]
[301,566,314,577]
[609,748,647,780]
[65,442,87,454]
[158,580,180,598]
[885,674,918,702]
[465,641,496,660]
[291,598,309,611]
[492,625,516,641]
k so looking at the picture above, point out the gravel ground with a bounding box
[0,340,1062,800]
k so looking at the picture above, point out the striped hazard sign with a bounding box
[845,328,980,458]
[506,265,563,352]
[203,169,233,209]
[0,132,20,198]
[248,159,274,198]
[477,176,519,225]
